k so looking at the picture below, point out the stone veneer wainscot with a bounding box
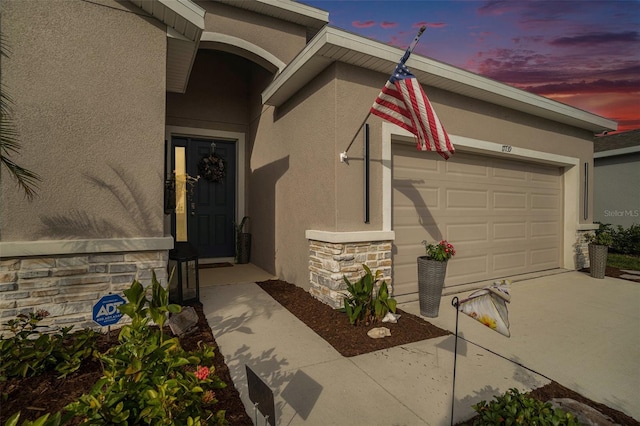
[0,237,173,336]
[306,230,395,309]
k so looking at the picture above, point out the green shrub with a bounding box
[65,272,227,425]
[341,265,397,326]
[0,310,97,381]
[610,224,640,256]
[472,388,578,425]
[585,223,613,247]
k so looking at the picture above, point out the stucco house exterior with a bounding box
[593,129,640,228]
[0,0,617,330]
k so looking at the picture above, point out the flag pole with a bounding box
[451,296,460,426]
[340,26,427,163]
[340,112,372,163]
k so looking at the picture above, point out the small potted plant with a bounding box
[417,240,456,317]
[585,226,613,279]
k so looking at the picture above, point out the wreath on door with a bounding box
[197,154,226,183]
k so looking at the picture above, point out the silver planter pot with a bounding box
[588,244,608,279]
[417,256,448,317]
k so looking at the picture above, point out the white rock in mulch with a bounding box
[549,398,619,426]
[382,312,401,323]
[367,327,391,339]
[167,306,199,337]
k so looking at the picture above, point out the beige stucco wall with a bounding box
[251,61,597,288]
[0,0,167,243]
[197,1,308,65]
[250,65,338,286]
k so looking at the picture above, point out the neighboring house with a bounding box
[0,0,616,330]
[593,129,640,228]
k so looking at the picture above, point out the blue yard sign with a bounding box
[93,293,126,326]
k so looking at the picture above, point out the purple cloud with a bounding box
[476,1,513,16]
[550,31,639,46]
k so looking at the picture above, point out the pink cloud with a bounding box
[381,21,398,29]
[546,93,639,131]
[413,21,447,29]
[387,36,408,49]
[352,20,376,28]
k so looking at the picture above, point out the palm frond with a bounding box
[0,34,42,200]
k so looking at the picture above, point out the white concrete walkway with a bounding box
[200,268,640,425]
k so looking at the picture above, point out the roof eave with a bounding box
[262,27,617,133]
[128,0,205,93]
[594,146,640,158]
[216,0,328,33]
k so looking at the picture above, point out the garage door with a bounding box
[392,143,563,297]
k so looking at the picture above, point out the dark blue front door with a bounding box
[172,137,236,258]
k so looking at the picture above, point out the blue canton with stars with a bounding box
[389,62,416,84]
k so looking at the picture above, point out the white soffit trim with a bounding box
[216,0,328,31]
[594,146,640,158]
[129,0,205,93]
[200,32,286,74]
[262,26,617,133]
[129,0,205,41]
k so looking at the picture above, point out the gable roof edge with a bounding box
[129,0,205,41]
[216,0,328,34]
[262,26,617,133]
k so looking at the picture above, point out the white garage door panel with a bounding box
[392,144,563,297]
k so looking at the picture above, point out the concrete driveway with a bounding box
[401,271,640,421]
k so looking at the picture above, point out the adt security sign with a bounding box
[93,293,126,326]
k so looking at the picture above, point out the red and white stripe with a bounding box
[371,78,454,160]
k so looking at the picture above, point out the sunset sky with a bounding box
[301,0,640,132]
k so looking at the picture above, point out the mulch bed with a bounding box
[0,303,252,425]
[256,278,450,357]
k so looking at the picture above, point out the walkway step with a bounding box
[620,274,640,281]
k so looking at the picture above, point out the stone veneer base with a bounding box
[308,239,393,309]
[0,250,169,335]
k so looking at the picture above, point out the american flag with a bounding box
[370,56,454,160]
